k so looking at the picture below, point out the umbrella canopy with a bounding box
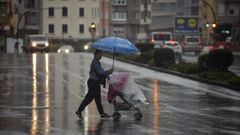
[92,37,139,55]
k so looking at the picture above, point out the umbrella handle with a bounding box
[112,50,115,66]
[112,47,116,67]
[113,55,115,66]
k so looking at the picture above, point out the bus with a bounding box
[148,32,172,48]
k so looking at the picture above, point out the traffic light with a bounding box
[205,22,210,28]
[211,22,216,28]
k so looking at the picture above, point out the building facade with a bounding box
[199,0,240,44]
[109,0,128,39]
[128,0,151,42]
[42,0,100,40]
[99,0,110,38]
[215,0,240,44]
[15,0,42,37]
[0,0,17,52]
[150,0,176,33]
[177,0,199,16]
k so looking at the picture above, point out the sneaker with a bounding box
[101,113,111,118]
[75,111,83,120]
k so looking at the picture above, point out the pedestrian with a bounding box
[76,49,114,120]
[14,42,19,53]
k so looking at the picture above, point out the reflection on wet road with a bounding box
[0,53,240,135]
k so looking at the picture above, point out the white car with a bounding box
[162,41,182,54]
[57,45,74,53]
[182,36,202,55]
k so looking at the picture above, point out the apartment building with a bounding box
[199,0,240,44]
[150,0,176,33]
[215,0,240,43]
[110,0,151,42]
[128,0,151,42]
[15,0,42,36]
[42,0,100,40]
[110,0,128,39]
[216,0,240,24]
[177,0,199,16]
[0,0,11,52]
[99,0,110,37]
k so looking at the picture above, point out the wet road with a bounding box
[1,53,240,135]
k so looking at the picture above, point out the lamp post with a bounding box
[89,22,96,43]
[16,7,62,43]
[201,0,217,45]
[201,0,216,25]
[16,10,32,43]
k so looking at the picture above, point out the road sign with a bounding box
[175,16,199,34]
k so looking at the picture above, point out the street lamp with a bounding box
[16,10,33,42]
[201,0,216,24]
[16,7,62,43]
[201,0,217,45]
[89,22,96,43]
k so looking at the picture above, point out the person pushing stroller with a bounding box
[76,50,114,120]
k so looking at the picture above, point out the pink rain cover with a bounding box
[107,72,129,103]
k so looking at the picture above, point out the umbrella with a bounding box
[92,36,140,65]
[92,37,139,55]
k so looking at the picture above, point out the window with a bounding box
[92,7,98,18]
[49,24,54,33]
[112,0,127,5]
[62,24,68,33]
[0,3,8,17]
[25,12,39,25]
[48,7,54,17]
[24,0,35,8]
[227,4,239,16]
[79,24,84,33]
[112,27,125,37]
[79,8,84,17]
[62,7,68,17]
[112,12,127,20]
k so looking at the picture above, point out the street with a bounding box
[1,53,240,135]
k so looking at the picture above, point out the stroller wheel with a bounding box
[134,112,142,121]
[113,112,121,121]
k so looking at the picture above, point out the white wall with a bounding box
[6,38,23,53]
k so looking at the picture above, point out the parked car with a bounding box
[57,45,74,53]
[181,36,202,55]
[162,41,182,64]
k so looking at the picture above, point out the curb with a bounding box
[108,55,240,91]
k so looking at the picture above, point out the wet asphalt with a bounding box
[0,53,240,135]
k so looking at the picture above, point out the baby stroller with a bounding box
[107,72,147,121]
